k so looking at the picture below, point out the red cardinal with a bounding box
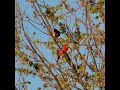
[62,44,68,52]
[57,44,69,60]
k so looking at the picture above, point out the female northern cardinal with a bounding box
[53,28,60,37]
[57,44,68,60]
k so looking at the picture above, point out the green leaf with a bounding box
[45,42,49,48]
[34,39,39,44]
[62,56,67,63]
[56,5,61,10]
[21,55,29,61]
[41,5,46,8]
[94,73,99,79]
[74,23,79,28]
[45,88,48,90]
[59,15,64,21]
[75,54,84,60]
[75,18,81,23]
[54,17,58,25]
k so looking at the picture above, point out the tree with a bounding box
[15,0,105,90]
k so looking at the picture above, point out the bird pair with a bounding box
[52,28,69,60]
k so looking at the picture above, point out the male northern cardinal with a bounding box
[53,28,60,37]
[57,44,69,60]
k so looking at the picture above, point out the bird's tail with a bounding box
[56,56,60,64]
[57,56,60,60]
